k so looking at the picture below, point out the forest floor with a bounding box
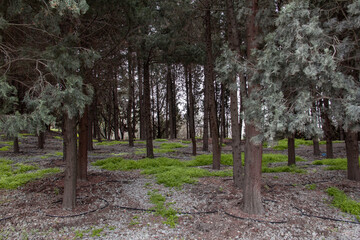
[0,132,360,240]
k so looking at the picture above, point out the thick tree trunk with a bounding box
[345,131,360,181]
[243,124,264,215]
[313,138,320,156]
[288,135,296,166]
[143,59,154,158]
[37,132,45,149]
[127,48,134,147]
[203,63,209,152]
[187,65,197,156]
[78,107,88,181]
[205,6,221,170]
[13,137,19,153]
[62,113,78,210]
[243,0,264,215]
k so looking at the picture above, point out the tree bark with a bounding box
[187,65,197,156]
[143,59,154,158]
[226,0,244,188]
[37,132,45,149]
[322,99,334,158]
[62,113,78,210]
[13,137,19,153]
[113,73,120,141]
[167,64,177,139]
[127,48,134,147]
[243,0,264,215]
[313,138,320,156]
[203,63,209,152]
[138,54,146,140]
[78,107,88,181]
[288,135,296,166]
[205,5,221,170]
[345,131,360,181]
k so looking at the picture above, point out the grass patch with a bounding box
[41,151,63,159]
[326,187,360,221]
[262,165,305,173]
[313,158,360,170]
[186,154,234,167]
[155,139,168,142]
[0,146,10,151]
[95,140,128,146]
[181,140,191,144]
[135,141,146,144]
[263,138,344,150]
[159,142,186,149]
[148,190,178,227]
[0,158,60,189]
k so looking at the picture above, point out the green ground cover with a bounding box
[313,158,360,170]
[327,187,360,221]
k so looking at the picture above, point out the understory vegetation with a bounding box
[313,158,360,170]
[0,158,60,189]
[263,139,344,150]
[326,187,360,221]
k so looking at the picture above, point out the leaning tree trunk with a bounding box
[78,107,88,181]
[143,59,154,158]
[242,0,264,215]
[205,5,221,170]
[345,131,360,181]
[288,135,296,166]
[62,113,78,210]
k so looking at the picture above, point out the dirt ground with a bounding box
[0,132,360,239]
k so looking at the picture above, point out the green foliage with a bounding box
[262,165,305,173]
[313,158,360,170]
[155,139,168,142]
[306,184,317,190]
[95,140,128,146]
[159,142,186,149]
[180,140,191,144]
[185,154,234,167]
[41,151,63,159]
[327,187,360,221]
[90,228,104,237]
[0,146,9,151]
[263,138,338,150]
[0,158,60,189]
[148,190,178,227]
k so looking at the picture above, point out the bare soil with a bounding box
[1,133,360,239]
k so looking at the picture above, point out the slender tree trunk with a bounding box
[37,132,45,149]
[220,83,226,145]
[127,48,134,147]
[243,0,264,215]
[62,113,78,210]
[203,63,209,151]
[13,137,19,153]
[138,54,146,140]
[205,5,221,170]
[156,80,162,139]
[288,135,296,166]
[113,75,120,141]
[78,107,88,181]
[88,104,94,151]
[144,59,154,158]
[167,64,176,139]
[187,65,197,156]
[313,138,320,156]
[226,0,243,188]
[345,131,360,181]
[323,99,334,158]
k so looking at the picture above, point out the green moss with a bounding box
[159,142,186,149]
[326,187,360,221]
[305,184,317,190]
[41,151,63,159]
[263,138,336,150]
[185,154,234,167]
[313,158,360,170]
[181,140,191,144]
[0,159,60,189]
[262,165,305,173]
[148,190,178,227]
[0,146,10,151]
[95,140,128,146]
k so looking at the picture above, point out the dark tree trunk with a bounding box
[127,48,134,147]
[88,105,94,151]
[113,75,120,141]
[143,59,154,158]
[156,80,162,139]
[205,5,221,170]
[226,0,243,188]
[138,54,146,140]
[187,65,197,156]
[203,63,209,152]
[62,113,78,210]
[167,64,176,139]
[322,99,334,158]
[345,131,360,181]
[78,107,88,181]
[243,0,264,215]
[313,138,320,156]
[37,132,45,149]
[288,135,296,166]
[13,137,19,153]
[220,83,226,145]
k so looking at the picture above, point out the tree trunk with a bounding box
[143,59,154,158]
[13,137,19,153]
[138,54,146,140]
[156,79,162,139]
[242,0,264,215]
[323,99,334,158]
[37,132,45,149]
[88,105,94,151]
[313,138,320,156]
[77,107,88,181]
[220,83,226,145]
[288,135,296,166]
[167,64,176,139]
[205,5,221,170]
[226,0,244,188]
[345,131,360,181]
[62,113,78,210]
[243,124,264,215]
[113,74,120,141]
[127,48,134,147]
[203,63,209,152]
[187,65,197,156]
